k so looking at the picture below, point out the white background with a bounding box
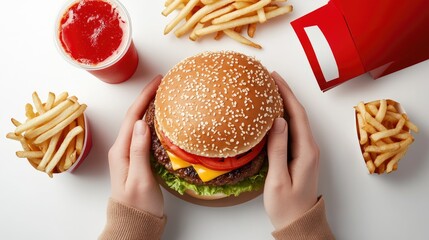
[1,0,428,239]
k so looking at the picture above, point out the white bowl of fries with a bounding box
[6,91,92,177]
[354,99,419,174]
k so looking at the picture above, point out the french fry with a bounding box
[356,101,367,121]
[11,118,21,127]
[175,0,236,37]
[247,22,257,37]
[24,102,81,139]
[190,22,205,40]
[7,91,88,177]
[392,132,412,140]
[76,115,85,156]
[355,99,418,174]
[64,150,77,170]
[45,126,83,174]
[357,113,368,145]
[214,30,224,40]
[364,142,401,153]
[25,104,36,119]
[235,0,258,3]
[33,104,87,145]
[370,117,405,142]
[366,104,378,117]
[201,0,219,4]
[212,0,271,24]
[200,4,235,23]
[57,155,66,173]
[52,92,69,107]
[362,152,372,162]
[6,132,21,141]
[223,29,262,48]
[16,151,45,159]
[165,0,174,7]
[44,92,56,111]
[37,130,63,170]
[387,104,398,113]
[32,91,45,114]
[386,149,408,173]
[162,0,185,16]
[162,0,293,48]
[376,162,386,174]
[15,99,74,135]
[364,112,386,132]
[233,25,243,32]
[256,8,266,22]
[164,0,200,35]
[366,160,376,174]
[375,99,387,122]
[405,119,419,133]
[196,5,292,36]
[232,1,252,9]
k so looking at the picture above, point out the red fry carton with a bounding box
[291,0,429,91]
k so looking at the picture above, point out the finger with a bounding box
[271,71,317,159]
[266,118,291,187]
[128,120,155,182]
[112,75,162,158]
[271,72,319,185]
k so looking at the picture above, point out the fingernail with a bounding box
[134,121,147,136]
[271,118,286,134]
[271,71,282,79]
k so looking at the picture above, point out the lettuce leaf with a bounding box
[153,159,268,197]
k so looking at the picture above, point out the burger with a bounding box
[145,51,284,201]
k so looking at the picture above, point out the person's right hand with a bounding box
[263,71,320,230]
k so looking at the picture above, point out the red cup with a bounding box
[55,0,138,84]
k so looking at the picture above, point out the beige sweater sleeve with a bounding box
[272,197,335,240]
[98,198,167,240]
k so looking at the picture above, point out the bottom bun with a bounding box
[184,189,228,201]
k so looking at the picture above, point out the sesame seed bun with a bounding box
[154,51,284,158]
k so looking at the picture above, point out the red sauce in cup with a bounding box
[57,0,138,83]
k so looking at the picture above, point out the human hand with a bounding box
[264,72,319,230]
[108,75,164,217]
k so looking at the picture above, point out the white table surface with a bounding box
[1,1,428,239]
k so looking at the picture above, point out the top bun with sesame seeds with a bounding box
[146,50,284,202]
[154,51,284,158]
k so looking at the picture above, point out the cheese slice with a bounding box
[192,164,230,182]
[167,151,192,170]
[166,151,230,182]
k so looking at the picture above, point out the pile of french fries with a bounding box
[6,91,87,177]
[162,0,293,49]
[355,99,419,174]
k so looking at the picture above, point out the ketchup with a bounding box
[57,0,138,83]
[59,0,123,65]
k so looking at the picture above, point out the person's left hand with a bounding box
[108,75,164,217]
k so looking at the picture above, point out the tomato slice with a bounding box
[160,130,266,171]
[198,137,267,171]
[161,133,200,164]
[160,132,222,164]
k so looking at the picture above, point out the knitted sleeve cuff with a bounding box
[272,197,335,240]
[99,198,167,240]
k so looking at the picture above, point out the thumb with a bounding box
[128,120,153,180]
[266,118,291,186]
